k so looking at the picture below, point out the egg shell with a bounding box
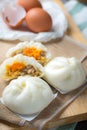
[17,0,42,11]
[25,8,52,33]
[2,4,26,28]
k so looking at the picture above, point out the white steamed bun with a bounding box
[0,54,44,81]
[6,41,51,65]
[44,57,86,93]
[2,76,53,115]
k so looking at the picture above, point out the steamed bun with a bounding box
[44,57,86,93]
[6,41,51,65]
[0,54,44,81]
[2,76,53,115]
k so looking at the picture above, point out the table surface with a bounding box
[0,0,87,130]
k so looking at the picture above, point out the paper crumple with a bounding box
[0,0,68,42]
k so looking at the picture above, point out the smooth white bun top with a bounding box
[2,76,53,115]
[44,57,86,93]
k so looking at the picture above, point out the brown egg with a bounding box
[25,8,52,33]
[17,0,42,11]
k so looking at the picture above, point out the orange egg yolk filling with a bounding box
[6,62,25,72]
[23,47,42,60]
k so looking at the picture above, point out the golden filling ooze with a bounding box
[23,47,43,60]
[6,62,25,72]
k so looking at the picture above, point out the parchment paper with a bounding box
[0,0,68,42]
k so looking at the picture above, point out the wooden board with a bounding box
[0,0,87,130]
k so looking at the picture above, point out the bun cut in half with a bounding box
[6,41,51,66]
[0,54,44,81]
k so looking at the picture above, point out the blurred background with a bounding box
[62,0,87,39]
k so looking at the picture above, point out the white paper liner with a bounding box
[37,80,87,130]
[0,92,58,121]
[0,0,68,42]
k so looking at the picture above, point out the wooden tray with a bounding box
[0,0,87,129]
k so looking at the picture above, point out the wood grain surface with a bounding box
[0,0,87,130]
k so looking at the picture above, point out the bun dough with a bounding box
[44,57,86,93]
[6,41,51,58]
[2,76,53,115]
[6,41,51,65]
[0,54,44,80]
